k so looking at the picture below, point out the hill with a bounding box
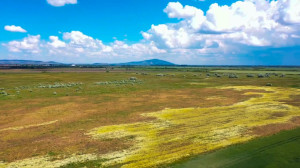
[116,59,175,66]
[0,59,175,66]
[0,60,62,65]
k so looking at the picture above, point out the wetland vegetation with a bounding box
[0,66,299,168]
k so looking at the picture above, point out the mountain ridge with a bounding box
[112,59,174,66]
[0,60,62,65]
[0,59,175,66]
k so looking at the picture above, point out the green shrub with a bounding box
[257,74,264,78]
[37,82,83,88]
[264,73,270,78]
[229,74,238,78]
[0,91,8,96]
[247,74,254,77]
[215,74,221,78]
[130,77,137,81]
[95,79,142,85]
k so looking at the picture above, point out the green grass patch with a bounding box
[170,127,300,168]
[212,70,300,75]
[59,159,106,168]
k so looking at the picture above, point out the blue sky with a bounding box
[1,0,300,65]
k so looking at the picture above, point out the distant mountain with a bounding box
[116,59,175,66]
[92,63,110,66]
[0,60,62,65]
[0,59,175,66]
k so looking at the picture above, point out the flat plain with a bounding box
[0,66,299,168]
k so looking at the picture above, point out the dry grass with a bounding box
[81,86,299,168]
[0,88,253,163]
[250,116,300,136]
[283,95,300,107]
[0,70,299,168]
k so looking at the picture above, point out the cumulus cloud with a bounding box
[144,0,300,54]
[164,2,204,19]
[2,0,300,64]
[277,0,300,24]
[48,36,66,48]
[63,31,99,49]
[143,24,204,49]
[59,31,166,57]
[47,0,77,7]
[4,25,27,33]
[2,35,41,53]
[2,31,165,60]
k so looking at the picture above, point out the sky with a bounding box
[0,0,300,65]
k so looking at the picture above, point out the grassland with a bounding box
[0,67,299,167]
[171,127,300,168]
[211,70,300,75]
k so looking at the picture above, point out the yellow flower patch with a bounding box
[88,86,300,167]
[2,86,300,168]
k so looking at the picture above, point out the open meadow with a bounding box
[0,66,300,168]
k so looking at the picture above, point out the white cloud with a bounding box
[145,24,203,49]
[48,36,66,48]
[3,35,41,53]
[277,0,300,24]
[47,0,77,7]
[41,31,165,59]
[164,2,204,19]
[163,2,205,30]
[4,25,27,33]
[145,0,300,52]
[2,0,300,64]
[63,31,98,48]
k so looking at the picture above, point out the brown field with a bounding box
[0,67,299,167]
